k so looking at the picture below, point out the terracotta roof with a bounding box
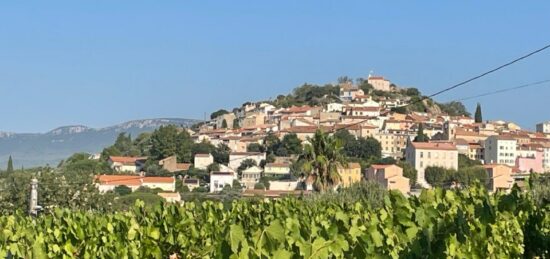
[368,76,387,80]
[348,106,380,112]
[282,126,331,134]
[95,175,142,186]
[95,175,174,185]
[455,129,487,137]
[142,177,175,183]
[334,123,361,131]
[109,156,147,165]
[347,162,361,169]
[490,135,517,141]
[410,142,457,151]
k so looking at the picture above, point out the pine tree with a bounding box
[474,103,483,123]
[6,156,14,174]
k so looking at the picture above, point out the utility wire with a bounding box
[456,79,550,101]
[424,43,550,100]
[405,43,550,107]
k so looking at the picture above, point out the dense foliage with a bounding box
[437,101,471,117]
[334,130,381,161]
[0,184,548,258]
[300,130,347,192]
[271,83,339,108]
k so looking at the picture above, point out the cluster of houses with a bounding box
[93,75,550,199]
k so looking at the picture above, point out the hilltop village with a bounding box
[92,75,550,201]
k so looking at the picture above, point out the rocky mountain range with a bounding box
[0,118,200,168]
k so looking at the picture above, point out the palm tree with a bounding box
[299,130,347,192]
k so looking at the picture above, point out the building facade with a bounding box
[483,164,515,193]
[337,163,362,187]
[536,121,550,134]
[405,141,458,188]
[365,164,410,194]
[484,135,517,166]
[367,76,391,92]
[194,153,214,170]
[210,172,235,192]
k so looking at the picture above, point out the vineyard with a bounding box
[0,185,548,258]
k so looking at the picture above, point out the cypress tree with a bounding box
[414,124,429,142]
[6,156,14,174]
[474,103,483,123]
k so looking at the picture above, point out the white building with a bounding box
[264,163,291,176]
[542,143,550,171]
[210,172,236,193]
[536,121,550,134]
[327,103,344,112]
[229,152,266,170]
[405,141,458,188]
[108,156,147,173]
[194,153,214,170]
[241,166,263,189]
[484,135,517,166]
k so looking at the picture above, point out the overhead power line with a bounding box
[456,79,550,101]
[425,43,550,99]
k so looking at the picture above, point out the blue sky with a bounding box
[1,1,549,132]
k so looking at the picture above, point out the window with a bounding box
[428,152,431,158]
[420,161,423,167]
[420,152,424,158]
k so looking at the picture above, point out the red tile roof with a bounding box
[141,177,175,184]
[95,175,175,185]
[109,156,147,165]
[368,76,387,80]
[96,175,142,186]
[410,142,457,151]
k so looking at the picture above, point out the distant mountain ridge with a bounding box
[0,118,200,168]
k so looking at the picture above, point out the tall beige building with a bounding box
[367,76,391,92]
[405,141,458,188]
